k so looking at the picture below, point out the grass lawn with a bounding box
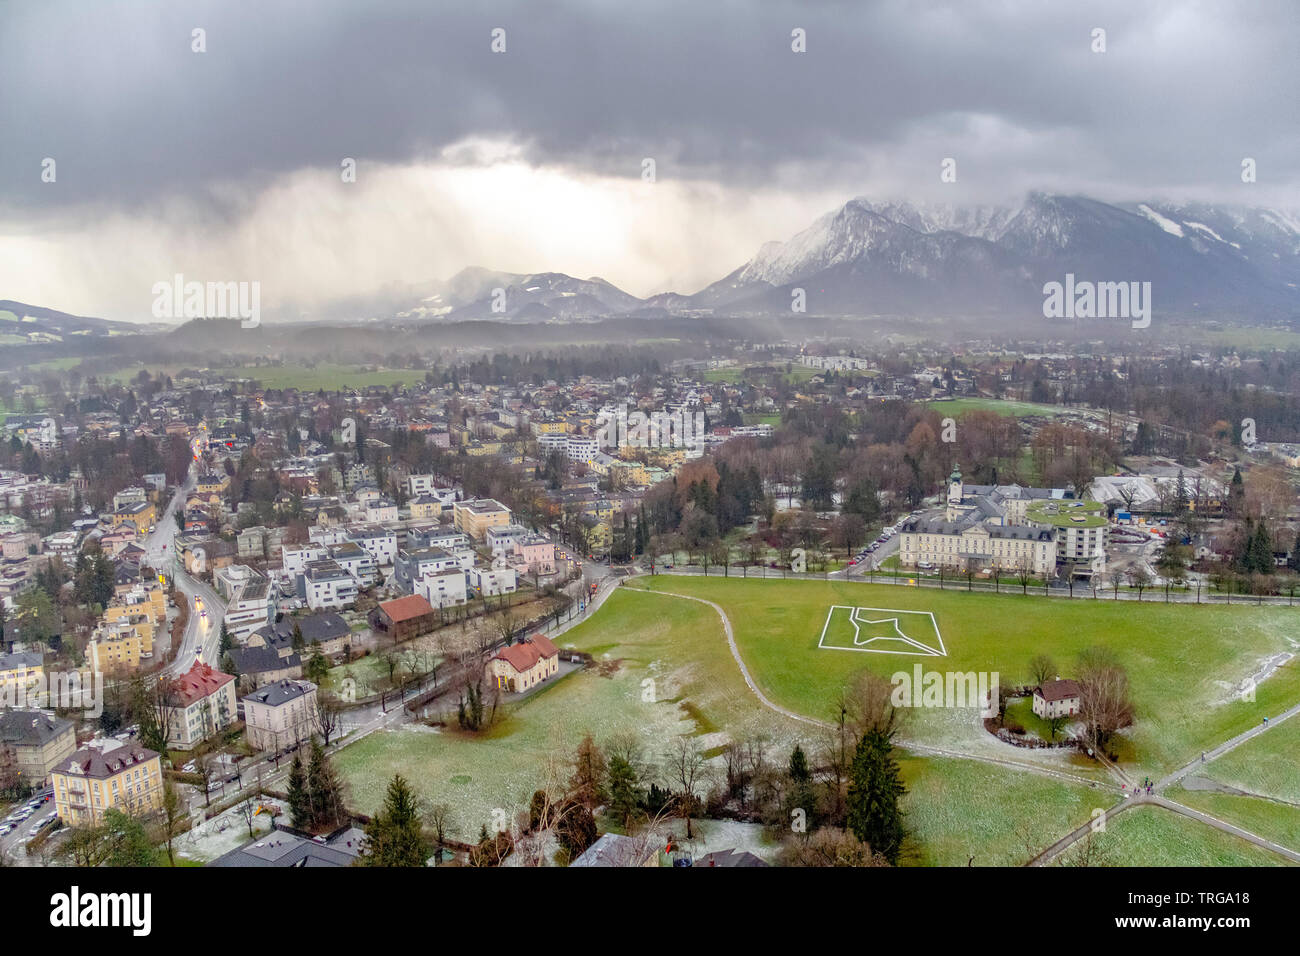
[334,588,799,841]
[1196,713,1300,804]
[1003,696,1061,742]
[1057,805,1294,866]
[916,397,1071,418]
[898,754,1104,866]
[1168,789,1300,854]
[633,576,1300,777]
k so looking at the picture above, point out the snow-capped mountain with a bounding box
[689,193,1300,319]
[306,194,1300,324]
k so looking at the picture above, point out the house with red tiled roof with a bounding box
[1032,678,1082,721]
[370,594,437,643]
[164,662,238,750]
[485,634,560,693]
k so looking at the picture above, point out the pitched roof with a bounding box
[242,678,316,708]
[1036,678,1082,702]
[378,594,435,624]
[228,644,301,676]
[491,634,559,674]
[0,710,74,747]
[172,662,236,706]
[56,743,159,779]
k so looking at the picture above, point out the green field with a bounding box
[1056,805,1293,866]
[899,754,1104,866]
[1195,714,1300,804]
[334,588,795,840]
[916,397,1071,418]
[1169,789,1300,855]
[633,576,1300,776]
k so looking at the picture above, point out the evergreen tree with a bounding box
[362,774,429,866]
[286,754,310,829]
[291,621,305,654]
[306,739,344,831]
[788,744,810,783]
[845,728,907,865]
[606,754,641,827]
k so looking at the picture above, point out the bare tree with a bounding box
[1076,646,1135,755]
[1028,653,1057,688]
[667,736,708,839]
[318,695,343,747]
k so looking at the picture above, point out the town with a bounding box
[1,334,1297,869]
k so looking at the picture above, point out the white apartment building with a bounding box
[415,568,469,608]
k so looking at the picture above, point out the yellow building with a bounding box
[408,496,442,520]
[196,472,230,495]
[87,617,154,673]
[531,418,569,435]
[453,498,513,541]
[110,501,156,532]
[0,651,44,702]
[52,743,164,826]
[104,586,166,628]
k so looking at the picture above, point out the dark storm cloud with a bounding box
[2,0,1298,213]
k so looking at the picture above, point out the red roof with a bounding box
[172,662,236,706]
[1036,678,1082,703]
[492,634,559,674]
[379,594,435,624]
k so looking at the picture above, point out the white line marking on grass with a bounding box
[818,605,947,657]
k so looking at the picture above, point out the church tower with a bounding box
[947,464,964,505]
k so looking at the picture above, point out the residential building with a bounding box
[165,662,238,750]
[1033,679,1082,720]
[209,825,366,867]
[0,710,76,786]
[470,565,517,597]
[485,634,559,692]
[414,568,468,608]
[453,498,512,541]
[223,577,273,639]
[0,651,44,702]
[52,741,163,826]
[242,679,320,752]
[297,559,359,610]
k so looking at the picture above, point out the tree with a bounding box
[1028,654,1057,688]
[569,734,607,807]
[667,736,707,839]
[845,728,906,865]
[305,648,330,685]
[605,736,643,829]
[103,809,155,867]
[779,827,891,867]
[306,739,346,832]
[1076,646,1135,755]
[158,778,185,865]
[318,695,343,747]
[286,753,310,828]
[555,799,598,860]
[362,774,430,866]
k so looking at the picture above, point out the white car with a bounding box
[0,823,13,836]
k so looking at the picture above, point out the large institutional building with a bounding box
[898,467,1107,578]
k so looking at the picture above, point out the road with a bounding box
[139,468,228,674]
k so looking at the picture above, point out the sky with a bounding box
[1,0,1297,321]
